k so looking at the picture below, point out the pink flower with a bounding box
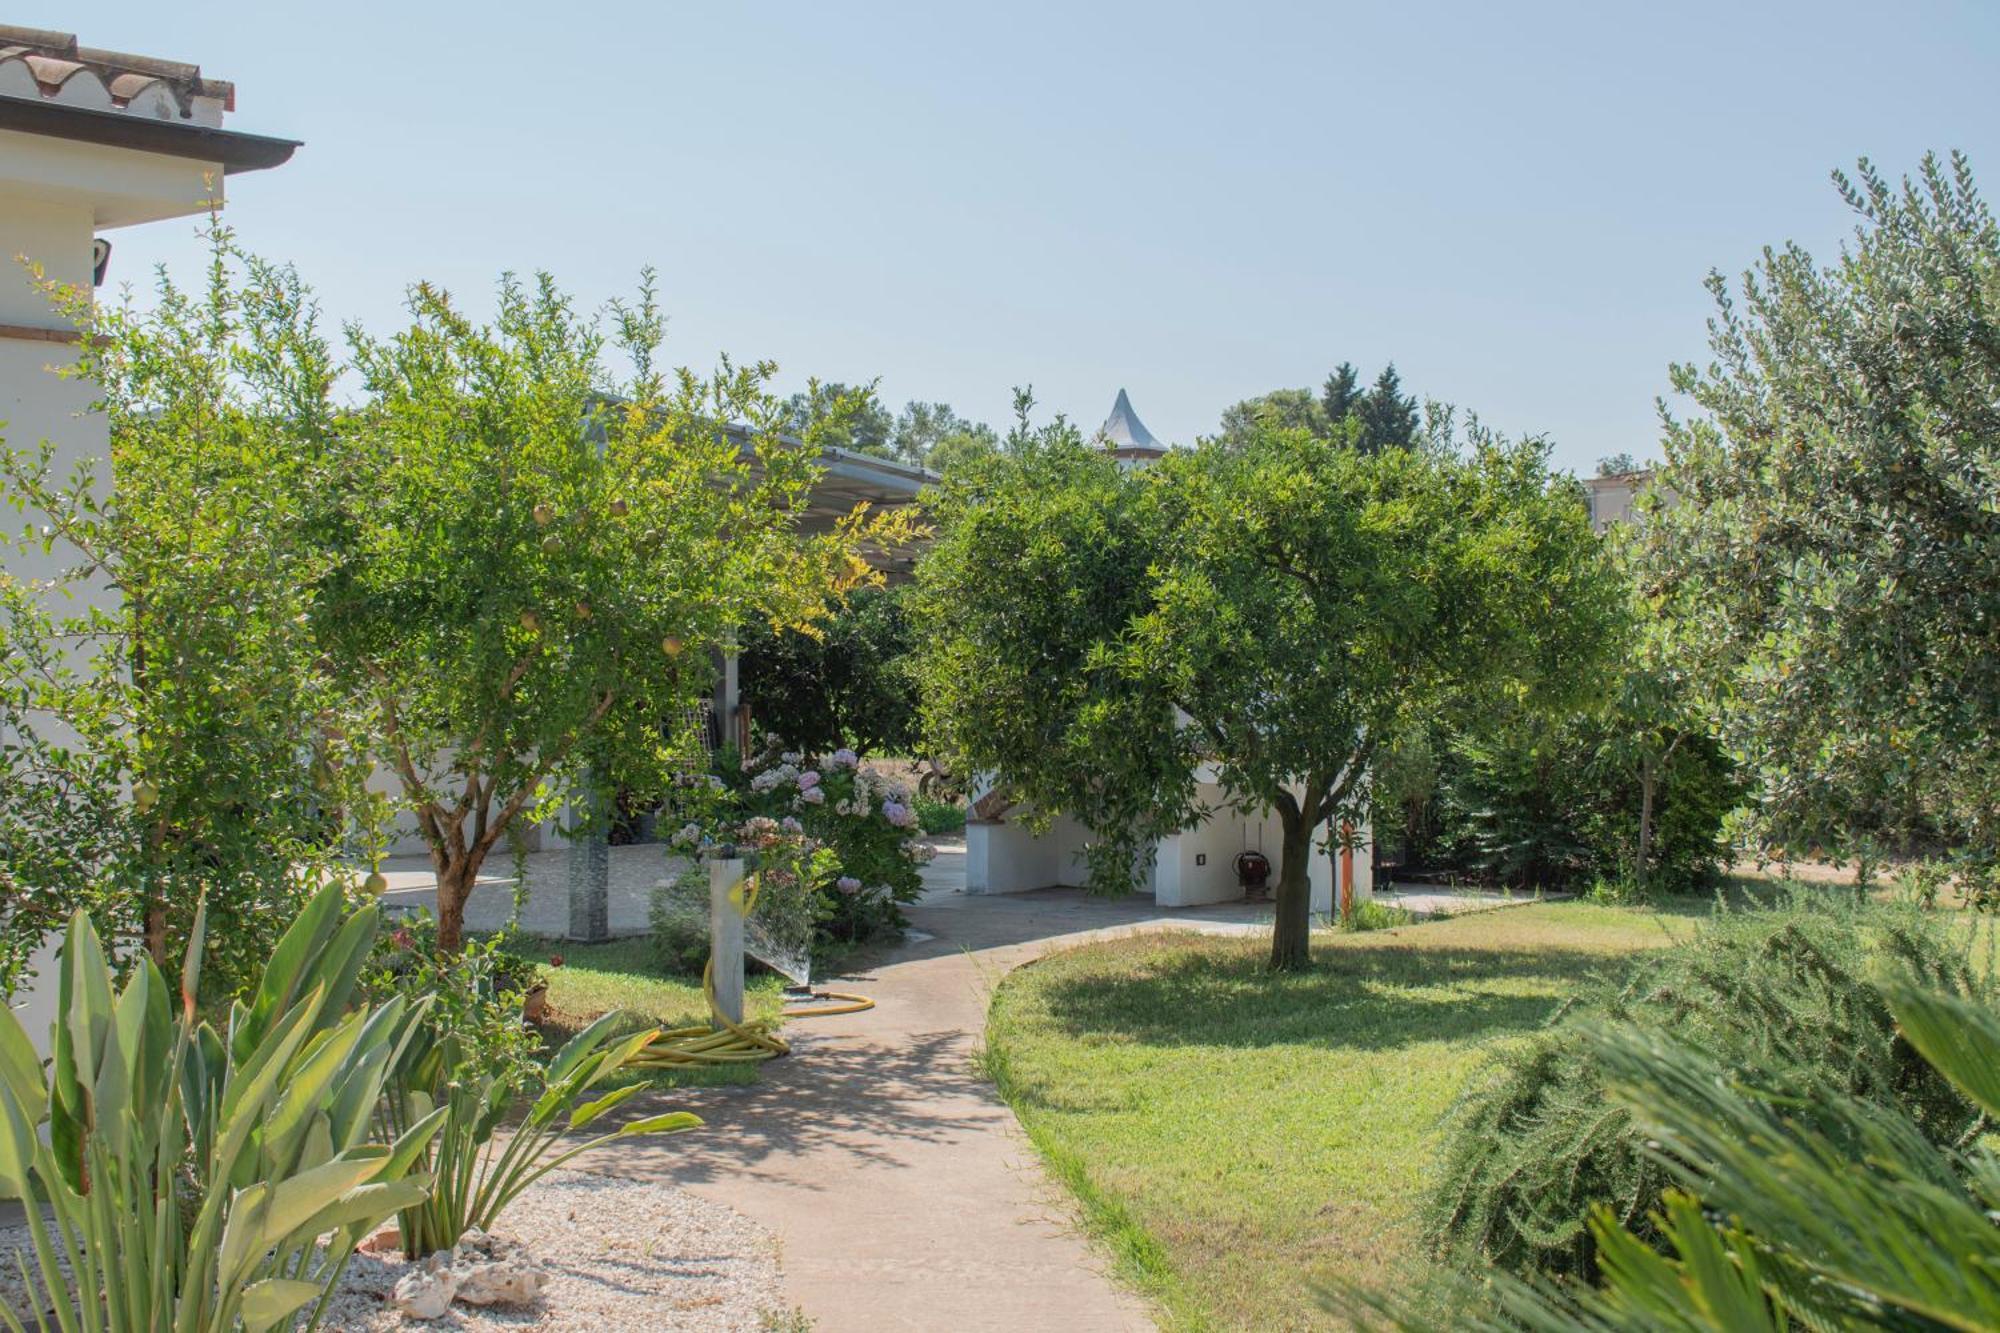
[798,786,826,806]
[836,875,862,895]
[798,770,821,790]
[882,800,916,829]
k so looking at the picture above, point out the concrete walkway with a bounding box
[587,843,1281,1332]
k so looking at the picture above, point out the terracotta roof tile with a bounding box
[0,23,234,126]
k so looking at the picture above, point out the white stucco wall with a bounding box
[0,135,231,1051]
[966,784,1373,916]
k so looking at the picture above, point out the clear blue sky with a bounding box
[64,0,2000,473]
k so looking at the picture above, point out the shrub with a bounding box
[915,796,967,835]
[0,884,440,1331]
[1442,714,1739,895]
[1422,893,1992,1281]
[1342,976,2000,1332]
[647,873,714,976]
[1341,899,1415,931]
[672,741,932,960]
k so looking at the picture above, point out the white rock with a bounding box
[391,1266,457,1320]
[455,1259,547,1306]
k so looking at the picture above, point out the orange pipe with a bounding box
[1339,822,1355,919]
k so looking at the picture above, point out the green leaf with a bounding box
[567,1082,645,1130]
[1883,978,2000,1118]
[238,1277,322,1333]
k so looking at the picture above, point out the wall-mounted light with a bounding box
[92,238,111,287]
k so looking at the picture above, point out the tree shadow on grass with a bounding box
[1011,938,1647,1054]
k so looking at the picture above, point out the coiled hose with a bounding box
[626,873,876,1070]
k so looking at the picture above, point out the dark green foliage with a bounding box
[1442,713,1740,895]
[1219,359,1421,453]
[1358,364,1419,453]
[1424,895,1992,1281]
[739,585,919,756]
[914,797,966,835]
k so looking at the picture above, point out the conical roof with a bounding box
[1100,388,1166,457]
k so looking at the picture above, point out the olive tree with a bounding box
[1643,152,2000,893]
[327,273,906,950]
[914,411,1617,969]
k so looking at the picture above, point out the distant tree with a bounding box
[914,413,1618,969]
[1357,363,1420,452]
[1596,451,1639,477]
[1221,361,1419,453]
[890,400,998,472]
[1644,152,2000,895]
[1322,362,1363,425]
[1217,387,1328,446]
[786,380,895,457]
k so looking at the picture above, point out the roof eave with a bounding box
[0,94,298,173]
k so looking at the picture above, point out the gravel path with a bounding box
[323,1169,789,1330]
[0,1170,792,1332]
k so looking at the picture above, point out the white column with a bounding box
[708,856,746,1027]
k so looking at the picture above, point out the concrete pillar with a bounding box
[708,856,746,1027]
[566,773,610,942]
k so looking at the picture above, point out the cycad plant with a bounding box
[1342,973,2000,1330]
[0,884,444,1333]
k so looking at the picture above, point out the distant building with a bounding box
[1098,387,1169,465]
[1582,468,1651,531]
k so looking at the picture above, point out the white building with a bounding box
[0,24,297,1040]
[964,391,1373,915]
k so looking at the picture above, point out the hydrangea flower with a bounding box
[780,815,804,834]
[836,875,862,895]
[781,751,802,766]
[798,770,821,790]
[797,786,826,806]
[882,800,916,829]
[829,748,859,769]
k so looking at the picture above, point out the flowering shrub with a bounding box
[668,741,932,959]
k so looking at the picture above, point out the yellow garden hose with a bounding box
[626,872,876,1070]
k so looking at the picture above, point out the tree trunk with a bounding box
[1269,809,1316,972]
[1635,755,1656,896]
[435,854,481,953]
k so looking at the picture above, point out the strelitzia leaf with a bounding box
[568,1082,645,1129]
[238,1277,322,1333]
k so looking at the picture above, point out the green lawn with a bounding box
[508,935,787,1088]
[982,900,1707,1331]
